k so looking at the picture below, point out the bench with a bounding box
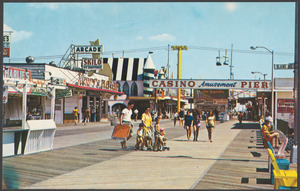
[267,149,297,189]
[267,141,290,184]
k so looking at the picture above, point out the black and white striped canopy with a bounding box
[103,58,146,81]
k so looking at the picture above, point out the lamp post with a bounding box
[171,45,188,113]
[250,46,275,128]
[251,71,267,118]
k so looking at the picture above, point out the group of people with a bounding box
[119,102,168,151]
[173,108,216,142]
[72,106,97,125]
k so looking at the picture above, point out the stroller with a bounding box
[155,128,170,151]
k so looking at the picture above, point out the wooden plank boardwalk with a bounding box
[3,120,296,189]
[193,128,297,190]
[2,122,186,189]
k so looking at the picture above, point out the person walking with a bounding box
[91,106,96,122]
[134,109,139,121]
[184,110,194,141]
[193,109,201,141]
[206,110,216,142]
[72,107,79,125]
[120,101,134,150]
[173,111,178,126]
[141,108,153,150]
[84,107,90,125]
[238,112,243,126]
[179,109,184,126]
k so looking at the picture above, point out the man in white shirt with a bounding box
[120,101,134,150]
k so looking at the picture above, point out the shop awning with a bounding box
[128,96,164,100]
[67,83,124,95]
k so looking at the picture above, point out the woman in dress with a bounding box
[206,109,216,142]
[193,109,201,141]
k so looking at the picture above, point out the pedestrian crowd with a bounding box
[116,101,220,151]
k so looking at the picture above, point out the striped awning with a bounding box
[103,58,146,81]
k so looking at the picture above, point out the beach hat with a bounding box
[265,116,273,122]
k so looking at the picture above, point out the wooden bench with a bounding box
[267,149,297,189]
[267,141,290,184]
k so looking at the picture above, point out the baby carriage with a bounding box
[155,128,170,151]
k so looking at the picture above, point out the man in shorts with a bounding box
[120,101,134,150]
[179,109,184,126]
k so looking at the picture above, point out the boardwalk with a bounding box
[2,119,296,189]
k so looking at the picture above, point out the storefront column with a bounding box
[50,87,56,120]
[42,96,46,119]
[105,101,108,115]
[99,95,103,120]
[22,83,28,129]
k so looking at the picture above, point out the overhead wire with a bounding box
[4,45,294,62]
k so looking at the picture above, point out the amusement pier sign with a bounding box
[149,79,271,90]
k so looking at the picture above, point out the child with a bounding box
[154,118,169,151]
[136,123,144,151]
[154,119,163,151]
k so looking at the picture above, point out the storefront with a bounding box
[194,89,229,113]
[4,63,123,124]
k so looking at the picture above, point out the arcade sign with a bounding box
[150,79,271,90]
[74,45,103,54]
[82,58,103,70]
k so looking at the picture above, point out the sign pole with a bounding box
[171,46,188,112]
[177,49,181,113]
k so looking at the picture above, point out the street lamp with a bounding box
[250,46,275,128]
[251,71,267,81]
[251,71,268,118]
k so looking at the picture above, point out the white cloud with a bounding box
[3,24,33,42]
[148,33,176,42]
[28,3,60,10]
[28,3,91,10]
[135,36,143,40]
[225,3,237,12]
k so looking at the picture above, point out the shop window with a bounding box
[131,82,138,96]
[123,82,129,96]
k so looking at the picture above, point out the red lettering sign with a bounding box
[3,47,10,57]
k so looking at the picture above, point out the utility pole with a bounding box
[171,45,188,113]
[230,44,234,79]
[167,44,170,79]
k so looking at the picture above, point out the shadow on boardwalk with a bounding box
[231,122,260,129]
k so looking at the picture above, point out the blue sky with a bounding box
[3,2,296,80]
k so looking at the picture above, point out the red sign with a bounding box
[3,66,31,81]
[3,47,10,57]
[277,99,294,113]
